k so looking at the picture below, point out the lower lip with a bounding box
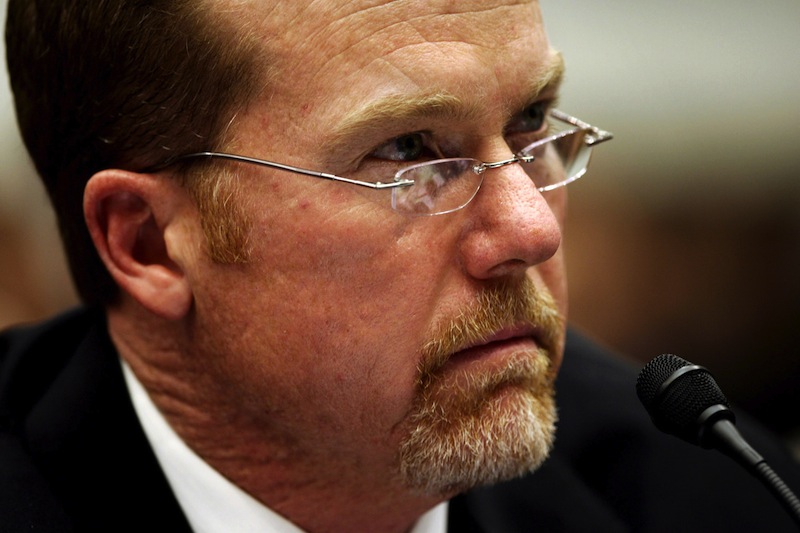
[444,336,540,372]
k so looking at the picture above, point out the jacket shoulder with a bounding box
[0,308,100,532]
[0,308,100,421]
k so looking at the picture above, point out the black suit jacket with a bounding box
[2,308,799,532]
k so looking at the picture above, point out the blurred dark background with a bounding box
[543,1,800,453]
[1,2,798,454]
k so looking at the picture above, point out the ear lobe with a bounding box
[84,169,193,320]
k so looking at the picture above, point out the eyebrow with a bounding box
[327,50,566,155]
[517,49,566,110]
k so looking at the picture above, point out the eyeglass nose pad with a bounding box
[481,156,520,171]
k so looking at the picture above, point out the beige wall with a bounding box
[542,1,800,438]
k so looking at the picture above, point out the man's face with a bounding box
[183,0,567,498]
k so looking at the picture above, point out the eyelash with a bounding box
[369,131,443,162]
[504,100,556,152]
[367,99,555,164]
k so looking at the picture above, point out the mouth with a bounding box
[443,325,545,372]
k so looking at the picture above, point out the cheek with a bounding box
[542,186,567,225]
[536,247,567,317]
[201,196,457,428]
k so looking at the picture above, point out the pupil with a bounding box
[396,135,423,160]
[527,104,545,129]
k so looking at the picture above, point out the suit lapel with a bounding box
[23,315,193,532]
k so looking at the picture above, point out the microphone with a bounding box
[636,353,800,527]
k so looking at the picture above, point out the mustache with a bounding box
[417,278,564,381]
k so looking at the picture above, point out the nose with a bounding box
[458,157,563,279]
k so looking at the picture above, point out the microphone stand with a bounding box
[707,417,800,528]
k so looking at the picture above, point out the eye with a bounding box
[505,101,552,152]
[369,132,443,162]
[506,101,549,136]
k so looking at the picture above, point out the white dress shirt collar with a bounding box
[122,361,448,533]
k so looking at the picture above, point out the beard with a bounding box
[397,278,563,496]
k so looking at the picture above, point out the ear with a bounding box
[84,169,194,320]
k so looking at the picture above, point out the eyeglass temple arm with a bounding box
[550,109,613,147]
[146,152,414,190]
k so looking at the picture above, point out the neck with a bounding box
[107,307,447,533]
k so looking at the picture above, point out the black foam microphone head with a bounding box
[636,353,733,446]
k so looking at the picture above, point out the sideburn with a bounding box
[185,165,253,264]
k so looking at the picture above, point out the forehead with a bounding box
[236,0,553,148]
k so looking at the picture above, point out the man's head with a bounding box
[7,0,572,529]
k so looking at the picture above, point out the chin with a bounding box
[397,350,557,496]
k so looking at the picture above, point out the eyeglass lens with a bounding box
[391,129,592,215]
